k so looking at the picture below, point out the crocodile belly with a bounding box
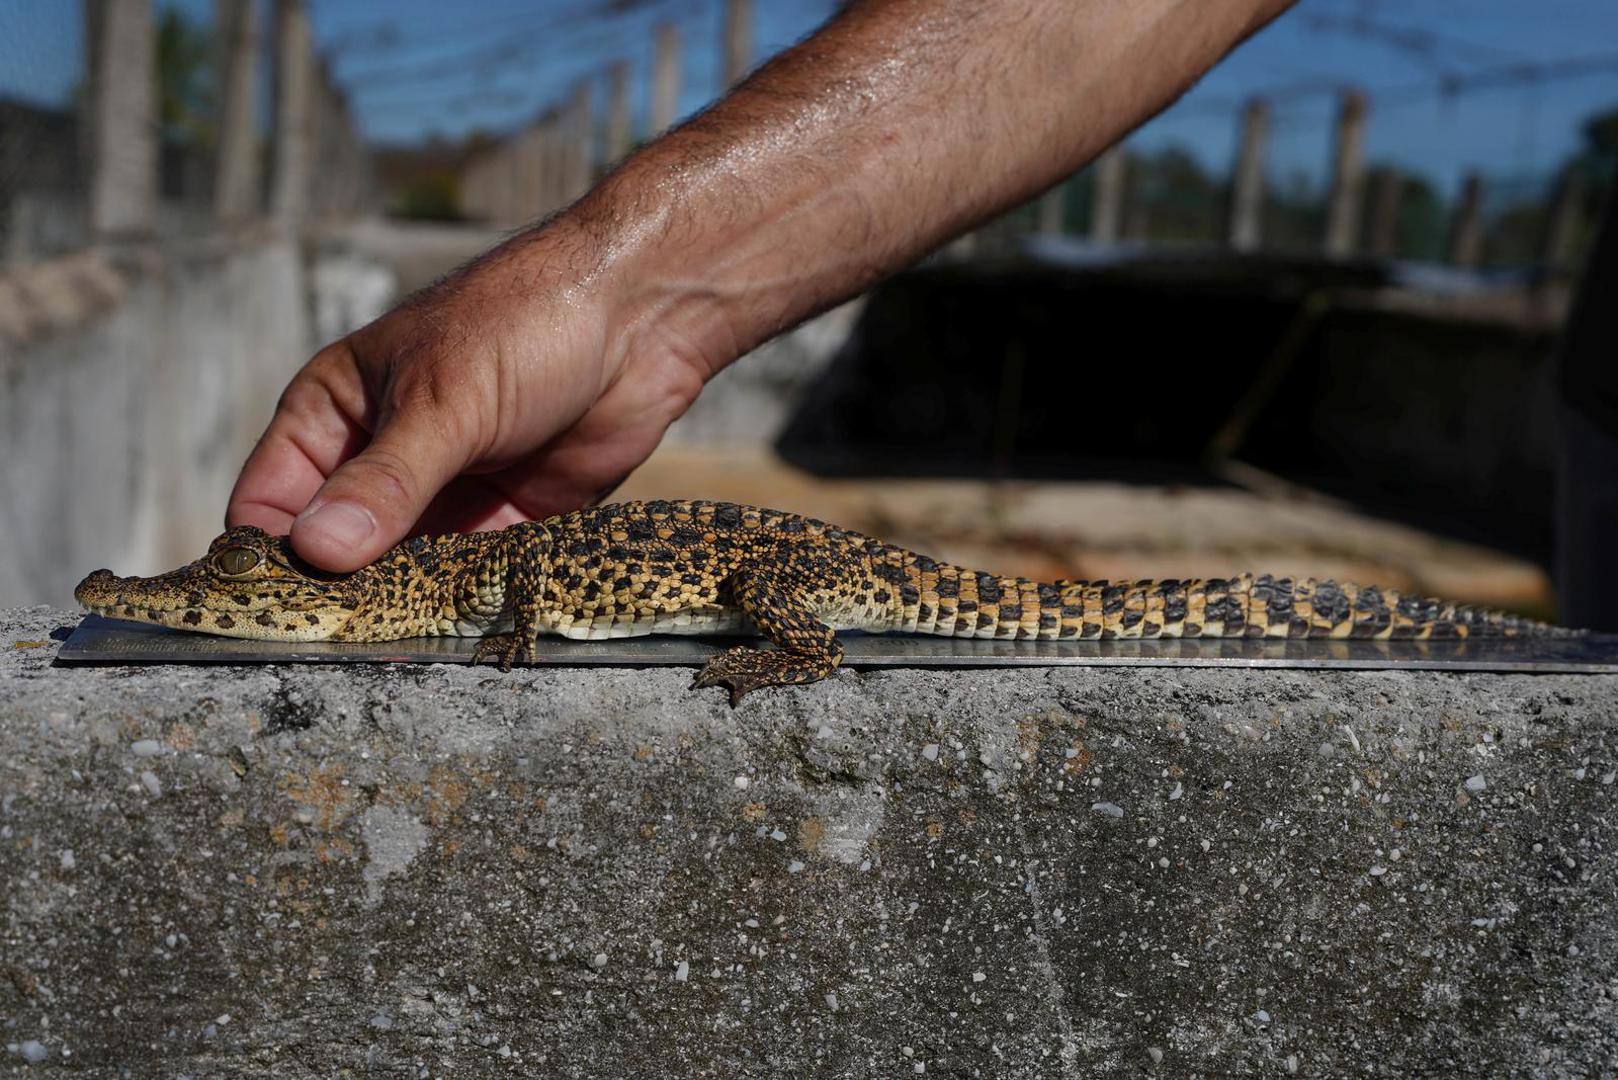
[546,605,752,641]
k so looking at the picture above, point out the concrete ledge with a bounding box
[0,252,126,343]
[4,606,1618,1076]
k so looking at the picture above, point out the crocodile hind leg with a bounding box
[470,535,550,672]
[693,568,845,706]
[471,629,544,671]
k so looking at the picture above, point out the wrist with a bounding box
[564,153,753,389]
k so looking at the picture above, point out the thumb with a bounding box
[290,412,466,572]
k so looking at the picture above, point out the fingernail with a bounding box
[295,500,376,550]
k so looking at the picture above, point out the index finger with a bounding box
[226,349,372,534]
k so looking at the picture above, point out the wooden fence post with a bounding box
[1037,184,1066,235]
[538,113,564,213]
[85,0,156,239]
[1227,98,1268,252]
[606,60,633,164]
[569,81,595,200]
[1448,170,1485,269]
[483,145,506,226]
[327,75,359,218]
[515,127,535,218]
[723,0,753,87]
[462,153,488,221]
[1323,89,1368,257]
[652,24,681,134]
[1367,169,1403,257]
[340,97,365,216]
[476,153,494,222]
[307,60,334,218]
[271,0,314,226]
[213,0,259,222]
[1538,170,1586,277]
[1091,147,1125,244]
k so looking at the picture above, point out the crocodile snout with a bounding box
[73,569,119,608]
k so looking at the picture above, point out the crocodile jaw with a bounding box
[74,569,353,641]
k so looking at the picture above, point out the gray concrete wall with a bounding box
[0,209,849,609]
[0,234,402,608]
[0,242,309,606]
[4,604,1617,1077]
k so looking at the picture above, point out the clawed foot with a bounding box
[692,646,774,707]
[691,645,835,707]
[471,633,542,672]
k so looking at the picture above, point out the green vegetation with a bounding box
[155,7,214,149]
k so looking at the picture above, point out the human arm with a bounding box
[227,0,1296,571]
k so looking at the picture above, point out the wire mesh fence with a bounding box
[1,1,1613,275]
[0,0,370,270]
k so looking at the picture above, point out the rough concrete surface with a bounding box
[4,605,1618,1078]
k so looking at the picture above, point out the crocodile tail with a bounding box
[899,562,1177,641]
[1044,574,1579,640]
[1246,576,1580,639]
[899,555,1061,640]
[900,555,1578,641]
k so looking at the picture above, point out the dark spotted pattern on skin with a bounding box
[76,501,1580,705]
[75,525,511,644]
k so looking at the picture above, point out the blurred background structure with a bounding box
[0,0,1615,618]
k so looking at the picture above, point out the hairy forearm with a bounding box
[570,0,1295,374]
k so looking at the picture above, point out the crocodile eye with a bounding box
[214,547,261,577]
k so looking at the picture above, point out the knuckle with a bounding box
[276,373,331,420]
[351,445,419,508]
[277,344,356,418]
[389,360,467,417]
[386,367,488,457]
[303,343,357,392]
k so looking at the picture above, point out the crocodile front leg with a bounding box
[471,524,551,671]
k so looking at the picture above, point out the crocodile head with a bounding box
[75,525,363,641]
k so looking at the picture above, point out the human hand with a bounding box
[225,224,712,571]
[229,0,1295,575]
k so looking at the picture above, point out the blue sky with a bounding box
[4,0,1617,196]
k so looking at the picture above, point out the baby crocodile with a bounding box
[76,499,1577,704]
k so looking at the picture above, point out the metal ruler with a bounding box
[54,615,1618,673]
